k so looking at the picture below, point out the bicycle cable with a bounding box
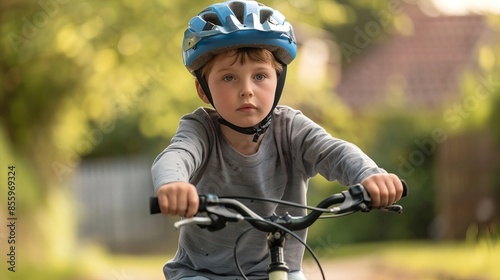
[233,218,325,280]
[221,196,334,213]
[318,212,356,219]
[233,227,254,280]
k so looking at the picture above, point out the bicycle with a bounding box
[150,181,408,280]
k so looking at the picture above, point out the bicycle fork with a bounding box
[267,230,289,280]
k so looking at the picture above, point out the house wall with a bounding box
[435,130,500,240]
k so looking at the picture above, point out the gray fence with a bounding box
[74,155,179,254]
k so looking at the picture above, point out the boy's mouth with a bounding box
[237,103,257,111]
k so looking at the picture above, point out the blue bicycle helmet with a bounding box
[183,0,297,73]
[183,1,297,142]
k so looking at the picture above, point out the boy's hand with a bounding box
[361,174,403,208]
[156,182,199,218]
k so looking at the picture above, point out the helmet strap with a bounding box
[194,65,287,143]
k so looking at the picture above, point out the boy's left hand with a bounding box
[361,173,404,208]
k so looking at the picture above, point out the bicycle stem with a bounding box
[267,230,289,279]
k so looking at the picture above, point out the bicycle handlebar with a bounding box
[150,181,408,233]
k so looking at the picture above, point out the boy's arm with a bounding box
[288,111,383,184]
[152,109,214,216]
[152,110,213,192]
[287,110,403,206]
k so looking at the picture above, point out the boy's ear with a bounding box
[195,79,211,104]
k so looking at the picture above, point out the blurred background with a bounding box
[1,0,499,279]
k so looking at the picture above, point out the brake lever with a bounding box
[200,204,244,231]
[380,204,403,214]
[332,184,369,214]
[174,217,212,229]
[190,194,244,231]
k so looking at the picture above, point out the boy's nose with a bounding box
[240,89,253,97]
[239,80,254,97]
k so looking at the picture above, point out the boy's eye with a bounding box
[222,75,235,82]
[255,74,266,81]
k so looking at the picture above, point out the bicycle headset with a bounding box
[182,0,297,142]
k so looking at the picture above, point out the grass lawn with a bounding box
[381,240,499,279]
[325,239,500,280]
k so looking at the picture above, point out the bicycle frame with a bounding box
[150,181,408,280]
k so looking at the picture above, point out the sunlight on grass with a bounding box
[93,239,500,280]
[81,251,171,280]
[305,230,499,280]
[379,239,500,279]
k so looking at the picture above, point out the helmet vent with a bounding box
[201,13,222,30]
[260,9,274,24]
[228,1,245,24]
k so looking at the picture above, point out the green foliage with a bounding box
[365,111,439,239]
[1,0,212,160]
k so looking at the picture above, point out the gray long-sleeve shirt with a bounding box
[152,106,386,279]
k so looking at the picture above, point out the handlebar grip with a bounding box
[149,195,211,215]
[401,180,408,197]
[150,197,161,215]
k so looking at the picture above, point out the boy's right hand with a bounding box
[156,182,199,218]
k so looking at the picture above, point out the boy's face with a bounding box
[197,52,278,128]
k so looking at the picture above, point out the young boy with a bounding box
[152,1,404,279]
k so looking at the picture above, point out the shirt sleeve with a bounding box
[151,108,214,193]
[286,109,386,186]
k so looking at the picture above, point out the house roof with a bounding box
[335,8,489,110]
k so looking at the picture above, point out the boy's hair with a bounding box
[201,47,284,78]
